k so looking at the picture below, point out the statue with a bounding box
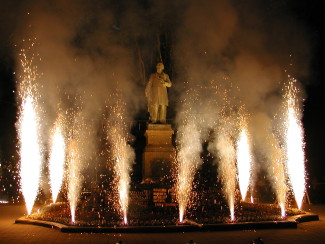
[145,62,172,124]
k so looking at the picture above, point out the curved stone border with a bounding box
[15,217,66,230]
[15,213,319,233]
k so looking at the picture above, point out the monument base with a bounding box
[142,124,176,182]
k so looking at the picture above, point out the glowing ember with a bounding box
[67,142,81,223]
[236,128,252,201]
[18,96,42,214]
[49,124,65,203]
[284,80,306,209]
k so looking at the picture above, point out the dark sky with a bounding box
[289,1,325,181]
[0,0,325,183]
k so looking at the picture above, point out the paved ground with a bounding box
[1,203,325,244]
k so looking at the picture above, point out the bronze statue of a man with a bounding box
[145,62,172,123]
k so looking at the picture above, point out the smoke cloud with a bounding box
[173,0,310,208]
[1,0,311,203]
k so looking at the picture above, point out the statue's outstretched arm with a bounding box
[164,74,172,87]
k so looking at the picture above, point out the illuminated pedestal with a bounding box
[143,124,176,182]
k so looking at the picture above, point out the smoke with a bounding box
[175,97,204,221]
[209,117,238,220]
[12,0,146,186]
[173,0,310,210]
[1,0,311,213]
[174,0,309,119]
[249,112,287,209]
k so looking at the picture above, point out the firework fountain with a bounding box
[207,85,238,221]
[214,127,237,221]
[106,94,135,225]
[48,120,65,203]
[18,96,42,214]
[176,122,202,223]
[284,79,306,209]
[267,134,288,217]
[17,40,43,215]
[175,87,203,223]
[236,121,253,201]
[65,106,85,224]
[67,139,82,224]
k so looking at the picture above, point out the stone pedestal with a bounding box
[143,124,176,182]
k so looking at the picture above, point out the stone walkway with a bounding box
[1,204,325,243]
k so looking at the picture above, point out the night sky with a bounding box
[0,0,325,198]
[292,1,325,182]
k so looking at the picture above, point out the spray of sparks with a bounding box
[13,36,307,224]
[175,87,203,223]
[176,122,202,223]
[269,138,287,217]
[208,86,238,221]
[17,39,42,215]
[215,129,237,221]
[236,126,253,201]
[49,121,65,203]
[63,96,87,224]
[107,95,134,225]
[18,96,42,214]
[284,79,306,209]
[67,140,81,223]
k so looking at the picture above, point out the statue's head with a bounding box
[156,62,164,73]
